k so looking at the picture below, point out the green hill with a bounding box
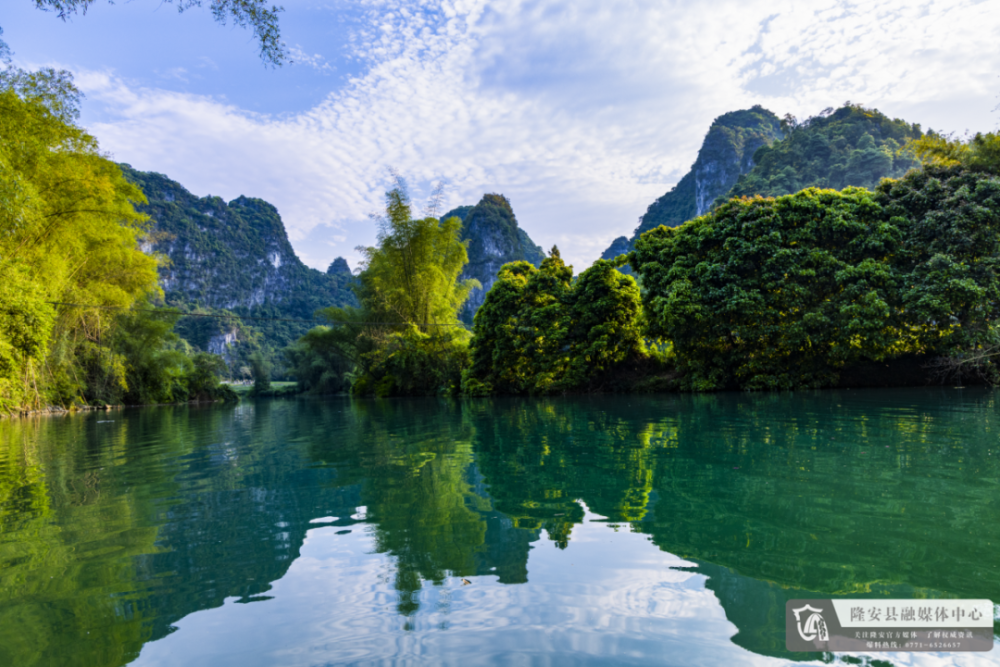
[602,105,926,266]
[725,104,923,200]
[122,166,356,376]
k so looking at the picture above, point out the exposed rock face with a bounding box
[122,166,355,321]
[207,327,239,364]
[442,195,545,324]
[601,106,782,261]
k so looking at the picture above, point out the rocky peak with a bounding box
[600,106,782,262]
[121,165,354,320]
[327,257,352,276]
[442,195,545,324]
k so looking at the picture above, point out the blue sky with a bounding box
[5,0,999,271]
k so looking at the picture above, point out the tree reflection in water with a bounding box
[1,390,999,665]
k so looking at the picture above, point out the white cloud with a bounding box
[77,0,1000,271]
[288,45,336,73]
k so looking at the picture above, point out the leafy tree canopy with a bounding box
[632,164,1000,391]
[301,176,480,397]
[352,176,480,329]
[908,131,1000,174]
[0,68,232,411]
[464,248,645,395]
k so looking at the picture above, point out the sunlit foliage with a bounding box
[633,164,1000,390]
[297,176,479,396]
[463,249,645,395]
[0,68,232,412]
[907,131,1000,174]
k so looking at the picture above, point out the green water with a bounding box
[1,390,999,666]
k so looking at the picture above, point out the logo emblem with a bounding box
[792,604,829,642]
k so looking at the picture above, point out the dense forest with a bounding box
[3,60,1000,413]
[291,120,1000,396]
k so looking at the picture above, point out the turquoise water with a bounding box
[1,390,999,666]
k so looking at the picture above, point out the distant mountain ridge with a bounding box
[122,166,357,368]
[125,167,545,348]
[123,166,355,318]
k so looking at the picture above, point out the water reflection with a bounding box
[0,390,998,665]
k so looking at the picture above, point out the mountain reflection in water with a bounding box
[1,390,998,666]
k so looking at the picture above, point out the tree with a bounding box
[299,175,479,397]
[17,0,286,66]
[907,131,1000,174]
[632,164,1000,391]
[0,68,163,411]
[463,248,645,395]
[249,350,271,394]
[0,67,238,412]
[354,175,480,329]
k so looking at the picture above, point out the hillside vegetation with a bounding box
[122,166,357,380]
[0,68,234,413]
[725,104,924,201]
[5,63,1000,406]
[602,106,782,261]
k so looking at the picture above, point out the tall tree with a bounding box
[353,175,479,330]
[296,176,479,397]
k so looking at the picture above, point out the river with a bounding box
[1,390,998,666]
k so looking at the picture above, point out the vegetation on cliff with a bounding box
[122,166,357,379]
[601,106,782,261]
[723,104,923,201]
[444,194,546,323]
[632,164,1000,390]
[0,68,233,413]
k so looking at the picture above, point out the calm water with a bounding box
[2,390,999,666]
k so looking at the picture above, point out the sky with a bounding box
[4,0,1000,272]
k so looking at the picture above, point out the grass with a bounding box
[225,381,299,398]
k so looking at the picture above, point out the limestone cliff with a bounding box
[601,106,782,261]
[122,166,355,321]
[442,195,545,324]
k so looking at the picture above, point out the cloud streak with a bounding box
[76,0,1000,271]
